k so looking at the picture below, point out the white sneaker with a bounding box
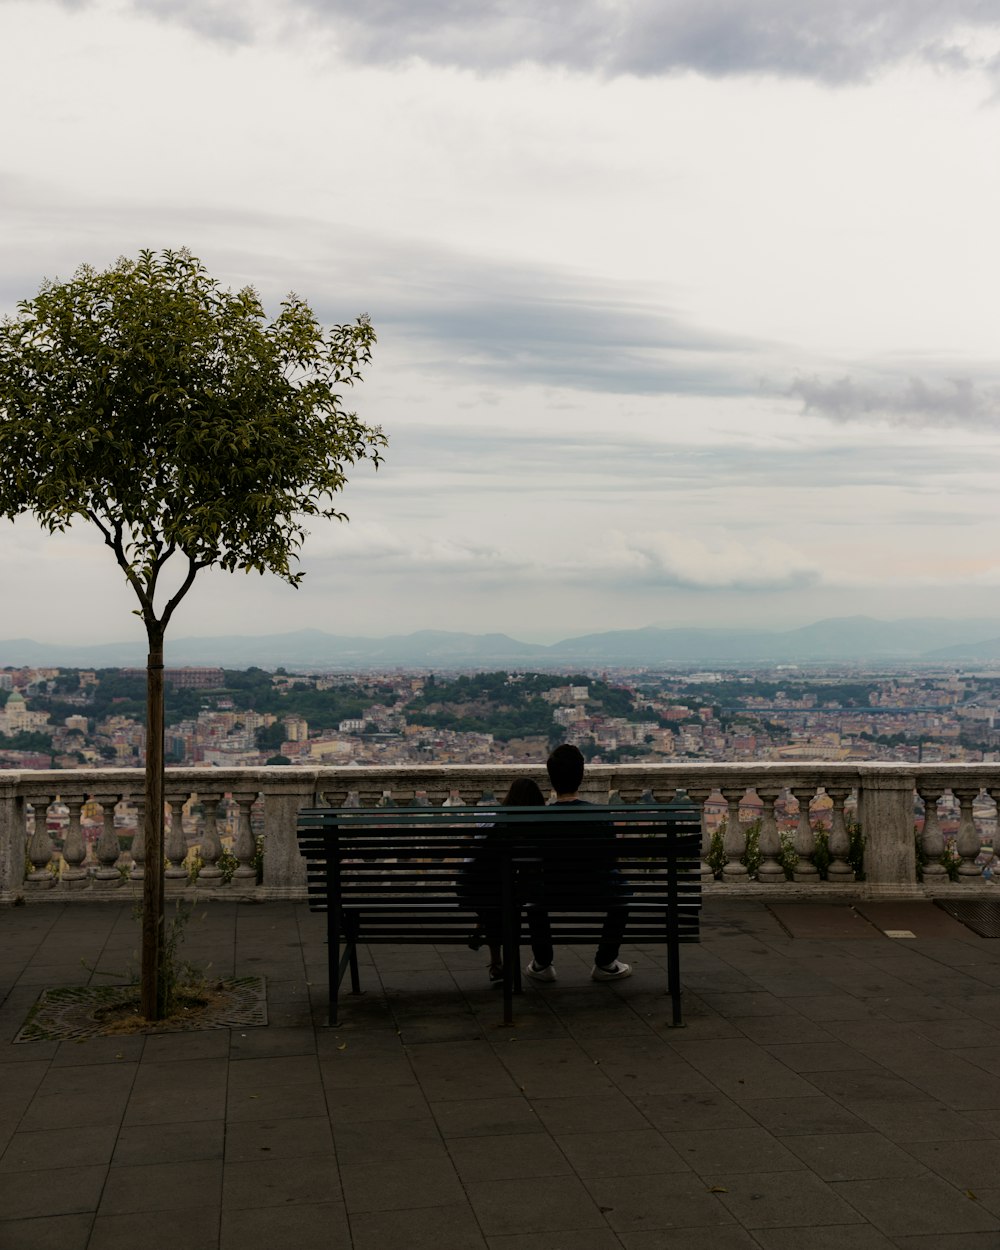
[525,960,557,982]
[591,960,632,981]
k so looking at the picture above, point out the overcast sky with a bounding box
[3,0,1000,647]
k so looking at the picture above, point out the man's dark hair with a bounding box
[546,743,584,796]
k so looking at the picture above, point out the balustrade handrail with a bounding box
[1,762,997,904]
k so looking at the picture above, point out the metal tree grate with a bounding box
[933,899,1000,939]
[14,976,268,1043]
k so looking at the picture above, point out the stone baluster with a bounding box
[377,790,396,808]
[127,794,145,884]
[953,787,984,881]
[196,794,224,887]
[756,786,786,884]
[825,788,855,881]
[60,798,89,889]
[25,797,57,889]
[792,786,820,883]
[442,788,463,807]
[343,789,361,807]
[164,796,189,890]
[722,787,749,880]
[231,791,259,884]
[687,786,715,883]
[413,789,431,807]
[93,797,125,888]
[477,790,497,806]
[917,786,947,881]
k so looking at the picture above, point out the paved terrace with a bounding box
[1,898,998,1250]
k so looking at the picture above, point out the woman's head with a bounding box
[502,778,546,806]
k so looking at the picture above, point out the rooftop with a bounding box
[1,897,999,1249]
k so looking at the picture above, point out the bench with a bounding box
[297,800,703,1027]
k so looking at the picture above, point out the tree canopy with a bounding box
[0,247,385,629]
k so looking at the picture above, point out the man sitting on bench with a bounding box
[524,743,632,983]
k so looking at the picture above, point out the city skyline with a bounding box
[3,2,1000,644]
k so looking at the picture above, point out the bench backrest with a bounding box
[297,803,703,944]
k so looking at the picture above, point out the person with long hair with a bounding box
[462,776,546,983]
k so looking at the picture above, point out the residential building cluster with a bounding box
[4,663,1000,771]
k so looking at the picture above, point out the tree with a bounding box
[0,248,385,1018]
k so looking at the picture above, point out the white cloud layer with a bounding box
[1,1,1000,645]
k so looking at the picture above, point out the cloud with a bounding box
[303,516,820,593]
[0,187,767,399]
[789,374,1000,428]
[583,529,821,590]
[122,0,1000,84]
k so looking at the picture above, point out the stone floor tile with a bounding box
[19,1083,131,1132]
[554,1128,689,1179]
[113,1118,224,1165]
[720,1169,867,1231]
[750,1226,897,1250]
[222,1155,341,1208]
[228,1026,317,1058]
[89,1208,221,1250]
[728,1015,836,1044]
[325,1083,431,1123]
[618,1229,765,1250]
[226,1079,325,1122]
[224,1114,334,1162]
[631,1091,757,1134]
[903,1138,1000,1189]
[693,991,800,1018]
[0,1164,106,1219]
[741,1095,871,1136]
[781,1130,927,1180]
[0,1123,117,1172]
[790,996,883,1022]
[466,1174,608,1236]
[910,1018,1000,1049]
[318,1050,418,1089]
[433,1096,543,1138]
[666,1036,821,1101]
[498,1039,616,1099]
[763,1041,884,1072]
[449,1131,574,1182]
[51,1035,145,1066]
[530,1091,654,1135]
[831,1176,1000,1236]
[228,1053,320,1086]
[892,1235,1000,1250]
[805,1068,926,1101]
[340,1154,465,1212]
[847,1099,990,1143]
[487,1232,623,1250]
[663,1126,806,1176]
[123,1059,227,1126]
[141,1030,230,1061]
[99,1159,222,1214]
[333,1116,446,1165]
[351,1201,488,1250]
[584,1171,737,1233]
[0,1212,94,1250]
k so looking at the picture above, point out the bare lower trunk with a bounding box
[140,628,166,1020]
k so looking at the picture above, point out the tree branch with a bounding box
[160,552,202,632]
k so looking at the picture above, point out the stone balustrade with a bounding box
[0,762,996,905]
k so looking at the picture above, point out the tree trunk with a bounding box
[141,626,166,1020]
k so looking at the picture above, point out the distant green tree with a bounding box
[0,248,385,1018]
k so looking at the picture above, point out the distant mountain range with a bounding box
[8,616,1000,669]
